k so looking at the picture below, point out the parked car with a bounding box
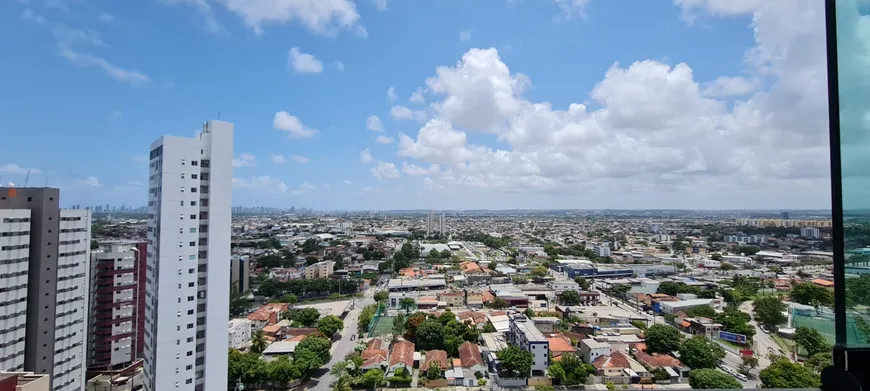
[760,325,771,334]
[350,334,356,341]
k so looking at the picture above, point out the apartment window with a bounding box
[191,174,198,179]
[190,228,197,233]
[201,173,209,180]
[191,187,197,193]
[189,255,196,260]
[188,296,194,301]
[188,308,194,314]
[187,324,193,329]
[190,214,197,220]
[190,201,197,206]
[189,268,194,274]
[189,241,195,247]
[180,173,185,179]
[191,160,198,166]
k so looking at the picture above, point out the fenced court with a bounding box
[792,307,868,343]
[370,315,397,337]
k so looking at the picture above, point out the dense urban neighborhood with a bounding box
[89,210,869,390]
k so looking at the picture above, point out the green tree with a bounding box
[416,319,445,350]
[392,313,406,336]
[359,368,386,390]
[630,320,648,331]
[753,296,788,329]
[373,291,389,302]
[644,324,683,353]
[575,277,592,290]
[357,304,378,334]
[790,283,834,306]
[229,349,268,387]
[399,297,416,313]
[482,322,496,333]
[426,361,443,380]
[805,352,833,373]
[489,297,508,309]
[251,330,268,354]
[735,245,760,256]
[268,355,301,385]
[738,355,758,375]
[794,326,831,357]
[403,312,428,340]
[295,336,332,372]
[317,315,344,337]
[714,307,755,342]
[688,369,743,389]
[559,290,581,306]
[651,368,671,382]
[759,358,821,388]
[523,308,536,318]
[547,354,590,385]
[495,345,533,377]
[710,253,723,261]
[684,305,716,318]
[285,307,321,327]
[678,336,726,370]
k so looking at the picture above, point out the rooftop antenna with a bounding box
[23,170,31,188]
[217,111,221,120]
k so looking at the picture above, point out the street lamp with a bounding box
[236,378,245,391]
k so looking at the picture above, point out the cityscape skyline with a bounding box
[0,0,833,210]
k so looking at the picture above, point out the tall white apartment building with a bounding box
[439,214,445,235]
[143,120,232,391]
[426,211,433,236]
[0,188,91,391]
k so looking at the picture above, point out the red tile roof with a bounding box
[423,350,450,370]
[635,351,683,368]
[458,342,484,368]
[592,351,631,370]
[389,340,415,368]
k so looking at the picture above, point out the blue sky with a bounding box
[0,0,834,210]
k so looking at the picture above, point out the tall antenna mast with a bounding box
[23,170,31,187]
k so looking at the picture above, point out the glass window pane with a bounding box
[834,0,870,348]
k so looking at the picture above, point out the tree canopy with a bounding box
[317,315,344,337]
[688,369,743,389]
[794,326,831,357]
[790,283,834,307]
[753,296,788,328]
[495,345,533,378]
[759,358,821,388]
[678,336,725,370]
[559,290,582,306]
[547,354,594,385]
[645,324,683,354]
[284,307,321,327]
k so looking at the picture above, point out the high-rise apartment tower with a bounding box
[143,120,232,391]
[0,187,91,391]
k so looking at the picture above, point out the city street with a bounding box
[307,286,377,391]
[596,286,762,387]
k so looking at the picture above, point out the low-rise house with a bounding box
[634,351,689,378]
[438,291,465,307]
[422,350,450,376]
[388,340,415,375]
[580,339,612,363]
[247,303,289,331]
[361,338,389,371]
[547,334,577,360]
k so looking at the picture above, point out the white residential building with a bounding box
[228,319,251,350]
[801,227,822,239]
[0,209,31,373]
[0,189,91,391]
[143,120,233,391]
[508,314,549,376]
[579,339,612,363]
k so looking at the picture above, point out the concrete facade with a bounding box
[0,188,91,391]
[143,120,232,391]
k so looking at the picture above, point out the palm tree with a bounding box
[250,330,267,354]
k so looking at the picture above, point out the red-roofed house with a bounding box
[388,340,415,375]
[457,342,486,373]
[423,350,450,375]
[362,338,388,371]
[634,351,688,376]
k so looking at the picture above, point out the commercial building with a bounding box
[0,187,91,391]
[143,120,233,391]
[89,240,147,371]
[801,227,822,239]
[228,319,251,351]
[230,255,249,293]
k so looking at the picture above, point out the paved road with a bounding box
[596,286,762,387]
[307,286,377,391]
